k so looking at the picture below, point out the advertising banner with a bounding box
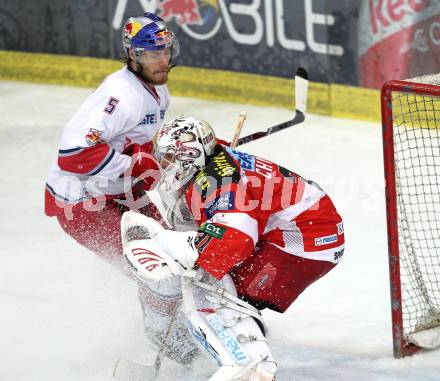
[112,0,360,85]
[0,0,439,89]
[358,0,440,88]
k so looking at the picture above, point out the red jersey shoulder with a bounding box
[223,146,299,181]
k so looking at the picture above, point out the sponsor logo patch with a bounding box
[205,192,235,218]
[194,151,241,200]
[194,169,212,192]
[199,222,225,239]
[138,113,157,125]
[186,322,221,366]
[225,147,256,171]
[315,234,338,246]
[206,314,248,363]
[212,151,236,177]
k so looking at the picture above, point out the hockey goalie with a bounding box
[121,116,345,380]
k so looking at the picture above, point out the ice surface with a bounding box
[1,81,440,380]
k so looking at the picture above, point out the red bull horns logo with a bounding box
[85,128,102,147]
[358,0,440,88]
[123,20,143,46]
[159,0,204,26]
[155,30,173,46]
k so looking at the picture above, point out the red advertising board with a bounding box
[358,0,440,88]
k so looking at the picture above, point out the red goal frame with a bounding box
[381,80,440,358]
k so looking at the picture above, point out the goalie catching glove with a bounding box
[121,211,198,281]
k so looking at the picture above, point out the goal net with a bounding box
[381,73,440,358]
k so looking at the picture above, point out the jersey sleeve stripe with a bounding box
[46,183,71,203]
[58,143,112,175]
[45,182,88,203]
[58,147,84,155]
[88,149,116,176]
[208,212,259,246]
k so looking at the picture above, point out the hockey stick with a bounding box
[235,67,308,147]
[114,278,202,381]
[144,189,173,229]
[114,300,180,381]
[114,286,180,381]
[230,111,247,149]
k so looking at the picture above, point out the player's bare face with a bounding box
[137,49,171,85]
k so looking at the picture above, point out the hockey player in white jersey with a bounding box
[45,13,206,370]
[44,12,178,272]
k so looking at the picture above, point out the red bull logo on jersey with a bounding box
[159,0,202,26]
[85,128,102,147]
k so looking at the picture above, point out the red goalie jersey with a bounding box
[185,145,345,282]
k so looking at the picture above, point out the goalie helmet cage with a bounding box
[381,74,440,358]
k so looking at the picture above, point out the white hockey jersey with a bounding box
[45,66,169,216]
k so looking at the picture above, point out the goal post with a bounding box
[381,74,440,358]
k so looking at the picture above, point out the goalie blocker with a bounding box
[122,116,345,379]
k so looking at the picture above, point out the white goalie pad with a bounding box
[137,277,200,366]
[181,270,277,381]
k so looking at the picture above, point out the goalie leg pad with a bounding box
[182,271,277,380]
[137,277,199,367]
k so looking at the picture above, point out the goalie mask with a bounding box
[154,117,217,190]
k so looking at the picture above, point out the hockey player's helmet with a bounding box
[154,117,217,190]
[122,12,179,64]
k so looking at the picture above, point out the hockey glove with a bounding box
[124,238,184,281]
[123,143,160,189]
[121,211,164,246]
[121,211,199,280]
[122,141,154,157]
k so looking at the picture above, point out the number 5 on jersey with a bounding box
[104,96,119,115]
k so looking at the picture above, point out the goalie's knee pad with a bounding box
[137,277,199,367]
[182,271,277,380]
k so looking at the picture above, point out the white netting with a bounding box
[390,73,440,347]
[405,73,440,86]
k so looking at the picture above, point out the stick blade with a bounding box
[113,358,158,381]
[294,67,309,114]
